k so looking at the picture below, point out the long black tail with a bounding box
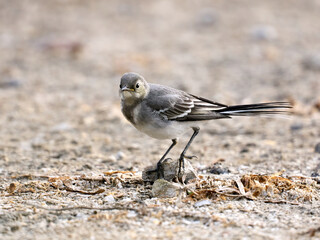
[216,102,292,117]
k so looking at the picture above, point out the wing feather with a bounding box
[145,84,291,122]
[158,94,228,121]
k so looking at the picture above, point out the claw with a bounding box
[177,155,186,184]
[183,155,198,160]
[145,158,166,179]
[177,167,186,184]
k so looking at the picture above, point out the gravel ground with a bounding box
[1,0,320,239]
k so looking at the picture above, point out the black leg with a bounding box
[178,127,200,180]
[150,139,177,178]
[160,139,178,162]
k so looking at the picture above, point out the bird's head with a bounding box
[119,72,149,105]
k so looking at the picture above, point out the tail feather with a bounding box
[216,102,292,117]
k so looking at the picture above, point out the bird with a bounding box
[119,72,291,182]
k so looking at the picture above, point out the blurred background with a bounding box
[0,0,319,175]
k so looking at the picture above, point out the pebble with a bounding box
[103,155,117,163]
[51,122,73,132]
[194,199,212,207]
[290,123,303,131]
[311,173,320,184]
[82,164,92,170]
[196,9,217,27]
[250,25,278,41]
[152,179,182,198]
[82,116,95,126]
[10,226,20,232]
[104,195,116,203]
[240,148,249,153]
[315,143,320,153]
[142,158,197,183]
[127,144,140,151]
[115,151,126,160]
[127,211,137,218]
[302,55,320,71]
[209,163,230,175]
[0,78,21,89]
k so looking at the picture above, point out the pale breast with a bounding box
[122,99,199,140]
[134,105,198,139]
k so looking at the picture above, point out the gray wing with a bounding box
[145,84,230,121]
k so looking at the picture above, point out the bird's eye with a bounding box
[136,83,140,88]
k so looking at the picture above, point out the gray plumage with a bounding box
[120,72,290,131]
[119,72,291,181]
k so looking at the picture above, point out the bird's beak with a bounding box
[121,86,135,92]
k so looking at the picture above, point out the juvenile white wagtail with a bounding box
[119,72,291,181]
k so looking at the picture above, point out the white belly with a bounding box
[130,102,200,140]
[135,120,198,140]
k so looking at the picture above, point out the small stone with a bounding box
[196,9,217,27]
[315,143,320,154]
[10,226,20,232]
[82,116,95,126]
[30,134,46,148]
[194,199,212,207]
[127,211,137,218]
[311,173,320,184]
[0,78,21,89]
[104,195,116,203]
[313,101,320,111]
[250,25,278,41]
[82,164,92,170]
[302,55,320,71]
[152,179,183,198]
[115,151,126,160]
[7,182,18,193]
[103,155,117,163]
[50,150,66,159]
[142,158,197,183]
[290,123,303,131]
[240,148,249,153]
[127,144,140,151]
[208,163,230,175]
[142,166,158,182]
[51,122,73,132]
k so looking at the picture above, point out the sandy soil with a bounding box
[1,0,320,239]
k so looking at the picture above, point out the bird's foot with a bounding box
[156,159,165,179]
[183,155,198,160]
[145,158,165,179]
[143,157,197,184]
[177,155,186,184]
